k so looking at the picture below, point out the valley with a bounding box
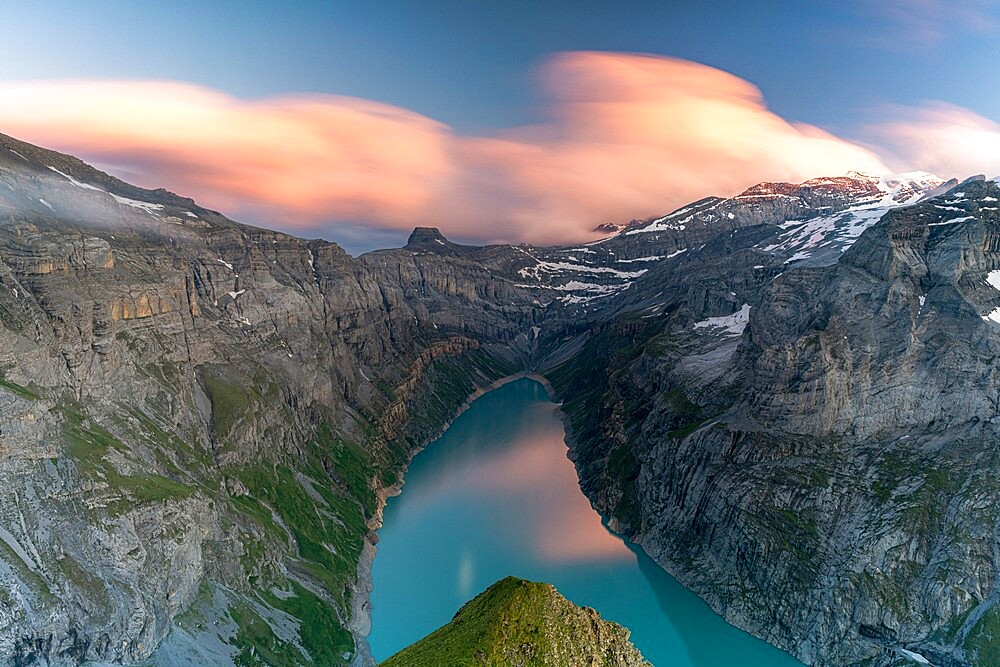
[0,130,997,667]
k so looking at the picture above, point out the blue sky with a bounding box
[5,1,997,130]
[2,1,999,251]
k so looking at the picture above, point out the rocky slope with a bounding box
[379,577,650,667]
[0,132,545,666]
[548,177,1000,666]
[0,128,995,667]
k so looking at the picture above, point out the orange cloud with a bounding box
[865,102,1000,180]
[0,53,891,244]
[0,79,453,225]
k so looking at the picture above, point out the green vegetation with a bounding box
[227,585,354,666]
[547,318,679,535]
[201,371,251,441]
[0,371,38,400]
[387,348,518,462]
[312,424,377,515]
[62,410,194,512]
[0,541,53,604]
[235,463,366,611]
[230,601,299,667]
[380,577,648,667]
[606,442,643,528]
[261,582,354,666]
[966,605,1000,667]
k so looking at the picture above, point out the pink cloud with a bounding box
[0,53,892,244]
[865,102,1000,179]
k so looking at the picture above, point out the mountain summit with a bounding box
[380,577,651,667]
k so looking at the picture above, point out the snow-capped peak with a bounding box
[875,171,946,205]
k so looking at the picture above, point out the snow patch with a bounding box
[47,166,103,191]
[111,193,164,215]
[693,304,751,336]
[763,203,892,264]
[928,216,974,226]
[517,258,647,280]
[896,648,930,664]
[617,255,666,264]
[983,307,1000,324]
[623,202,720,235]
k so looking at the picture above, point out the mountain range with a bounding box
[0,129,996,666]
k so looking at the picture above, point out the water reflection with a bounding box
[369,378,803,667]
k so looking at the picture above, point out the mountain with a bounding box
[378,577,650,667]
[0,129,995,667]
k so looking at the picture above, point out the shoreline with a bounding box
[351,370,801,667]
[348,371,540,666]
[349,370,807,667]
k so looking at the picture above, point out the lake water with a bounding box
[368,377,804,666]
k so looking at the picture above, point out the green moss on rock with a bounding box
[380,576,650,667]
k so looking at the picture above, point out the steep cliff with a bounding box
[549,178,1000,666]
[0,132,541,666]
[0,129,992,667]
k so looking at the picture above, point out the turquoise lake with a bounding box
[368,377,804,666]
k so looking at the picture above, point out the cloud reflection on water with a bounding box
[396,399,633,566]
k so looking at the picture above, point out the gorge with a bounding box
[369,377,802,667]
[0,130,996,667]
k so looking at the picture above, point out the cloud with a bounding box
[864,102,1000,179]
[0,53,891,245]
[0,79,454,225]
[851,0,998,47]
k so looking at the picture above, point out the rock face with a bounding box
[0,128,996,667]
[0,132,544,667]
[379,577,651,667]
[549,179,1000,667]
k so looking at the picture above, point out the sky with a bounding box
[1,1,999,252]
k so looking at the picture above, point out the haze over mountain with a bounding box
[0,128,998,666]
[3,3,1000,252]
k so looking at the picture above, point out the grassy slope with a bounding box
[29,345,521,666]
[380,577,649,667]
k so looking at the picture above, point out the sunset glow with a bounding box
[2,2,998,249]
[0,53,941,246]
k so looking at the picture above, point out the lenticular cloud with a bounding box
[0,53,892,244]
[864,102,1000,181]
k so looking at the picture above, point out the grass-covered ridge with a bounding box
[380,576,650,667]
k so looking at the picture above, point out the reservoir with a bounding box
[368,377,804,666]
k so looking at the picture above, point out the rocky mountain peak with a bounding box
[593,222,624,234]
[403,226,474,256]
[737,174,883,202]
